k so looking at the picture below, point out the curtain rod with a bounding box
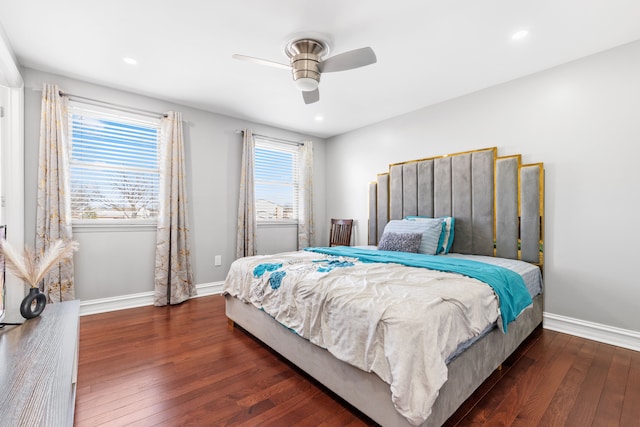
[59,90,167,119]
[235,129,303,146]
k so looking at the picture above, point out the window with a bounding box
[254,137,299,222]
[68,104,161,222]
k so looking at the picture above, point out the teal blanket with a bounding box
[305,247,532,332]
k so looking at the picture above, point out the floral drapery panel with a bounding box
[36,83,75,303]
[154,111,195,306]
[297,141,314,249]
[236,129,257,258]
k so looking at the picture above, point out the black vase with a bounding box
[20,287,47,319]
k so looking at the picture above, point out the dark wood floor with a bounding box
[75,295,640,426]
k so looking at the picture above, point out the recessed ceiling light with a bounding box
[511,30,529,41]
[122,57,138,65]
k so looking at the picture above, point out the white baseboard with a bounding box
[79,281,224,316]
[194,281,225,297]
[544,312,640,352]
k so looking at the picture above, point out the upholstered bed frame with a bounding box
[226,147,544,426]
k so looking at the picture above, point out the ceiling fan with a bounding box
[232,37,377,104]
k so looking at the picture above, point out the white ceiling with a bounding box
[1,1,640,138]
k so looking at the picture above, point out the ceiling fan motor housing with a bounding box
[286,38,326,91]
[291,54,320,90]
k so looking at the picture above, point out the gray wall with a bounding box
[23,68,327,301]
[326,40,640,333]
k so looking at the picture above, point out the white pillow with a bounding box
[381,219,443,255]
[406,216,455,254]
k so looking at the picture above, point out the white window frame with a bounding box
[68,102,161,228]
[254,136,300,225]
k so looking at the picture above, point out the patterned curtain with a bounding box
[297,141,315,249]
[236,129,257,258]
[36,83,75,303]
[154,112,195,306]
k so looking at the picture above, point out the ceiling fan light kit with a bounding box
[294,76,319,92]
[233,35,377,104]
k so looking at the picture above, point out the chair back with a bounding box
[329,219,353,247]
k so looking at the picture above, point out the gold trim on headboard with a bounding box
[523,162,544,267]
[388,146,497,168]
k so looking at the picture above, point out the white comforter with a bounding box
[223,251,500,426]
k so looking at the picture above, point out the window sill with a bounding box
[72,221,157,233]
[257,221,298,228]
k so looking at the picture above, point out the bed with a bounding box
[224,147,544,426]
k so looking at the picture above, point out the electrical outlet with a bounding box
[214,255,221,266]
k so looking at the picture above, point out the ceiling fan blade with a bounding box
[318,47,377,73]
[302,89,319,104]
[232,54,291,70]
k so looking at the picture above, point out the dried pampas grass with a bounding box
[0,239,79,288]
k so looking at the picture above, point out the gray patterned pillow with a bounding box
[378,231,423,253]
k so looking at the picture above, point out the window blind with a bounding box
[68,105,161,221]
[254,137,299,221]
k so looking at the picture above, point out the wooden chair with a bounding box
[329,219,353,247]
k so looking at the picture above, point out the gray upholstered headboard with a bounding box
[368,147,544,265]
